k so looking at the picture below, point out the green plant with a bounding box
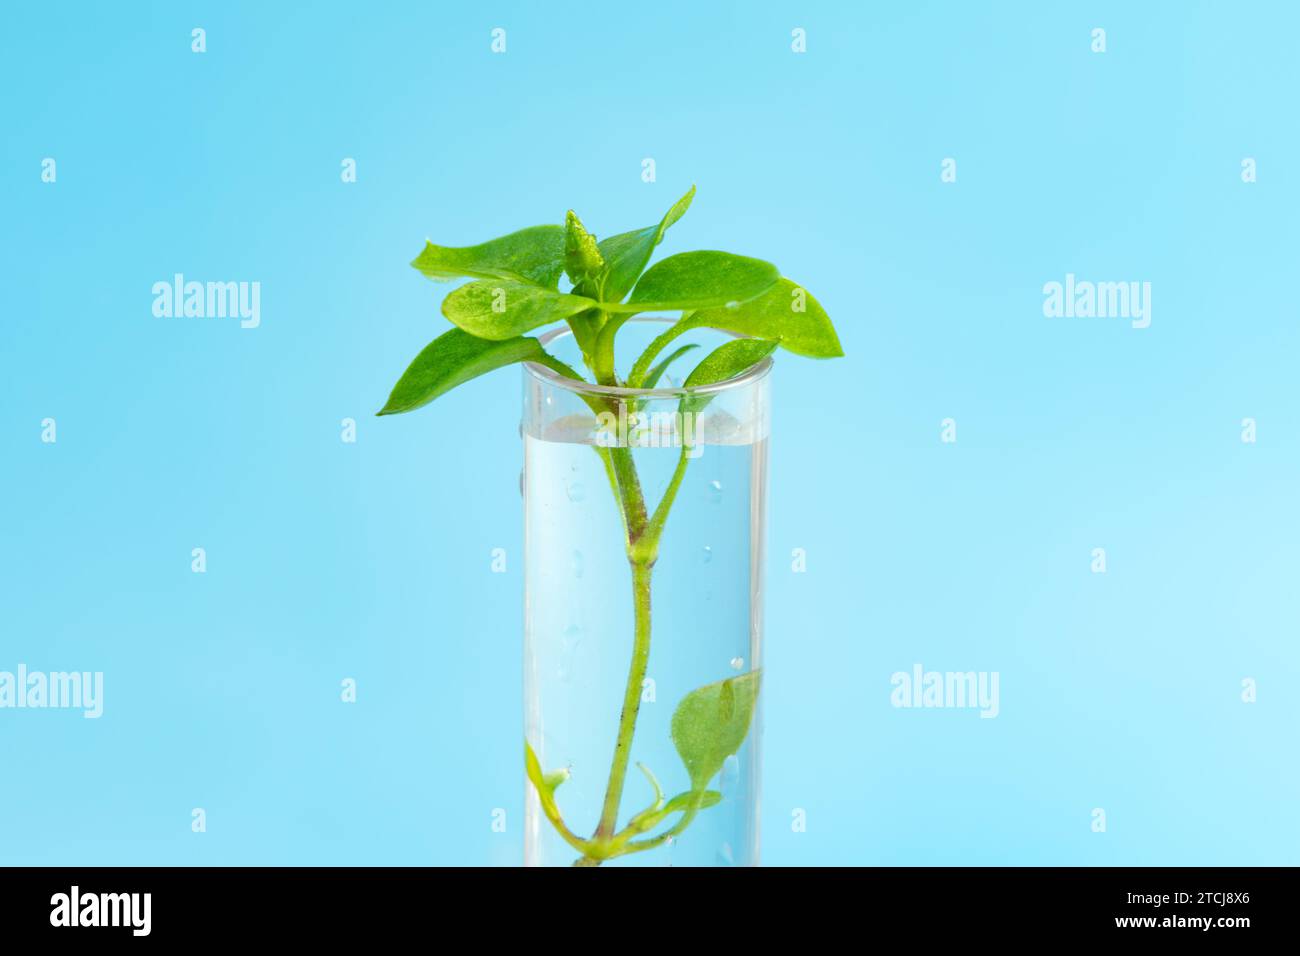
[379,187,842,864]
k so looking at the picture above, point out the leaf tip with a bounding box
[409,239,433,269]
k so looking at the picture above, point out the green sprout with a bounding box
[379,187,842,864]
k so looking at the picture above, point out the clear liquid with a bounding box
[523,427,766,866]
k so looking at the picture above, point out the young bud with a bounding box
[564,210,605,287]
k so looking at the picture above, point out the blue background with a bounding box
[2,1,1296,865]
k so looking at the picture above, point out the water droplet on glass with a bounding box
[557,625,583,683]
[729,657,744,671]
[722,753,740,779]
[719,754,741,796]
[701,545,713,564]
[722,754,743,801]
[565,479,586,502]
[571,549,584,579]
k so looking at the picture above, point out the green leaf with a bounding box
[624,763,666,833]
[662,789,722,814]
[680,338,778,417]
[524,740,572,818]
[605,251,780,314]
[670,671,761,792]
[442,280,598,340]
[635,761,664,809]
[410,225,566,288]
[597,186,696,302]
[542,767,572,791]
[525,740,587,853]
[641,343,699,388]
[378,327,547,415]
[627,321,694,387]
[566,307,603,366]
[685,278,843,358]
[625,788,722,836]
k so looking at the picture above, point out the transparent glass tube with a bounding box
[522,320,770,867]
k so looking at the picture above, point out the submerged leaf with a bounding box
[626,788,723,835]
[635,761,664,808]
[525,740,572,834]
[662,789,722,814]
[670,671,761,792]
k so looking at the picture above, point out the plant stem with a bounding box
[627,318,692,387]
[593,312,633,384]
[608,445,647,541]
[575,443,697,865]
[593,560,653,841]
[568,407,698,864]
[636,446,691,564]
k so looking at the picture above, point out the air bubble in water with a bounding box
[571,549,584,579]
[518,469,525,497]
[708,479,723,504]
[565,479,586,502]
[701,546,712,564]
[720,754,741,796]
[729,657,744,670]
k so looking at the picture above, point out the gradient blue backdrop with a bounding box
[3,1,1297,865]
